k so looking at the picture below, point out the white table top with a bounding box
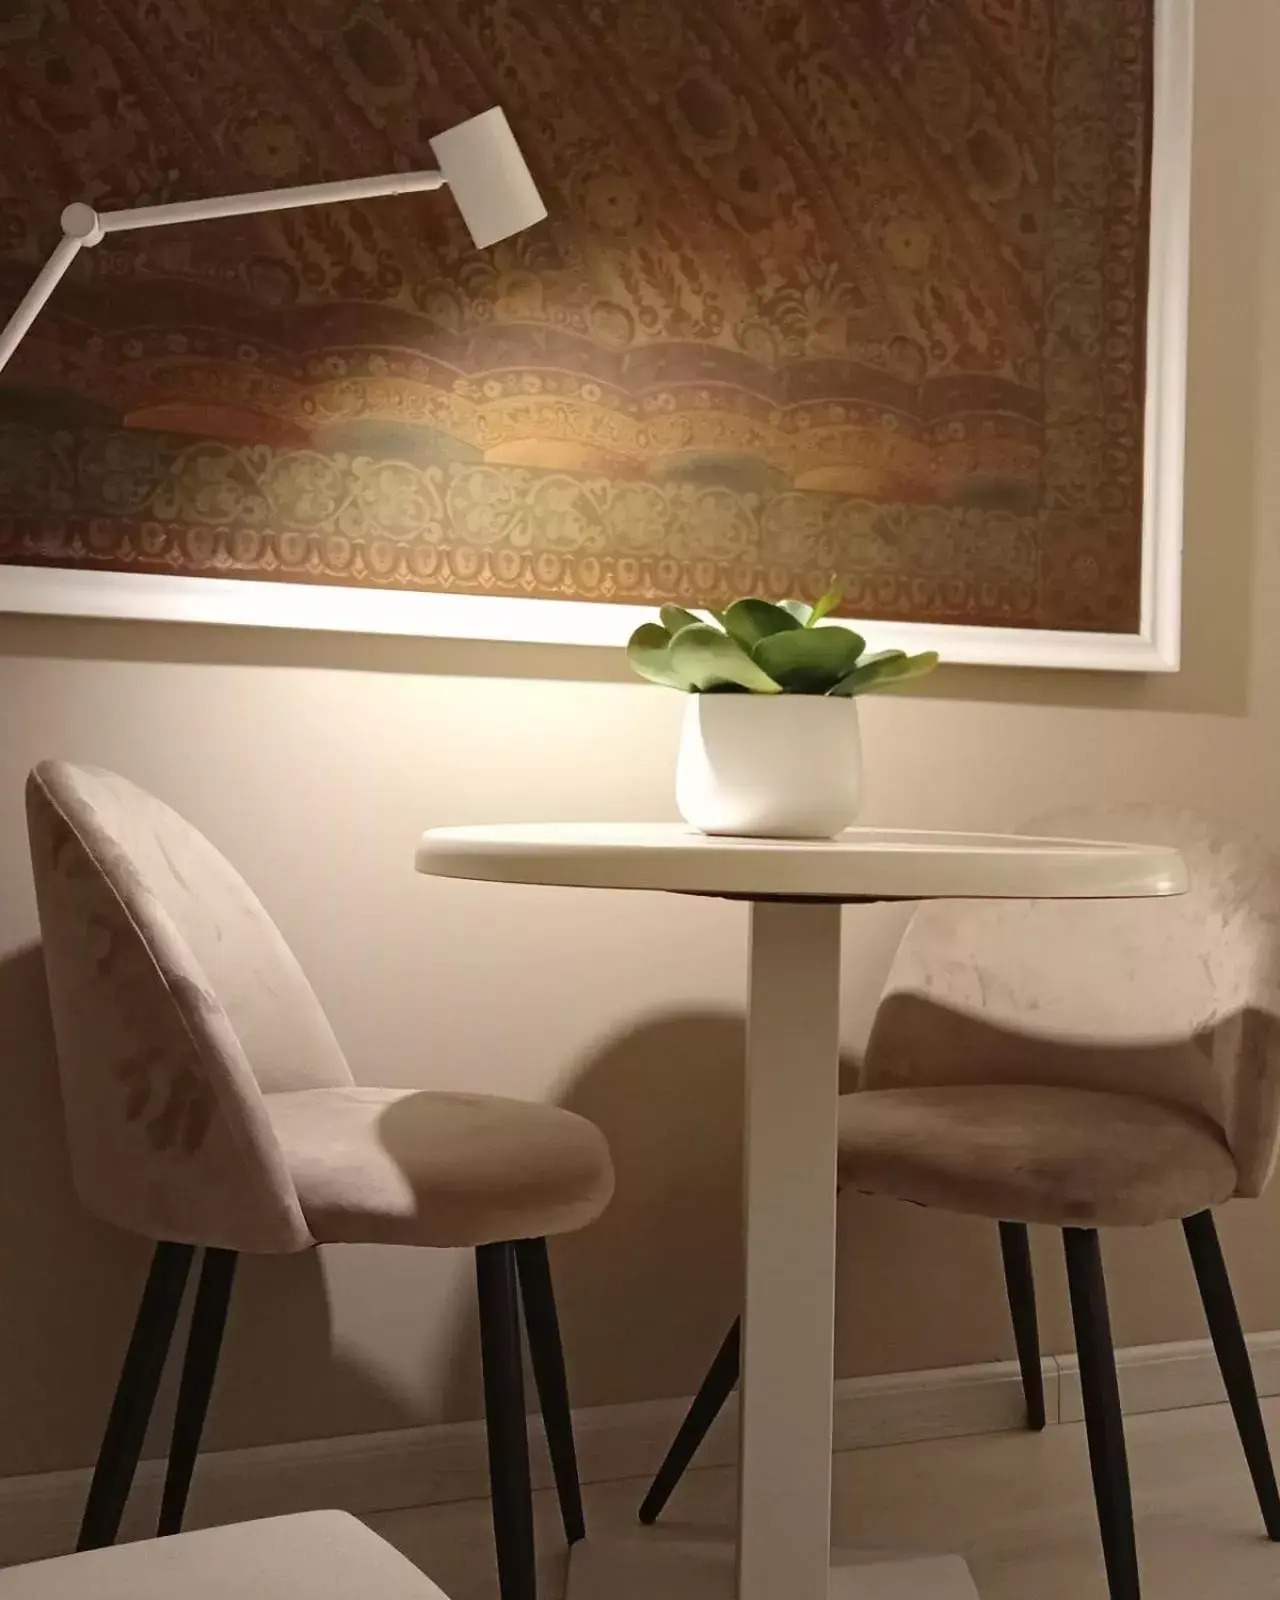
[415,822,1187,903]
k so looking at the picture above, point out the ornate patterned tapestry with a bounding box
[0,0,1154,631]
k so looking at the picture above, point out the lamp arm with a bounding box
[0,104,545,378]
[97,166,448,235]
[0,165,448,378]
[0,232,89,375]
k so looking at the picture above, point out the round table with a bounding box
[415,824,1187,1600]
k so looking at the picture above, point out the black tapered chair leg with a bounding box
[157,1248,238,1537]
[78,1241,195,1551]
[477,1243,537,1600]
[639,1318,742,1526]
[515,1237,586,1545]
[1064,1228,1140,1600]
[1183,1210,1280,1538]
[999,1221,1047,1431]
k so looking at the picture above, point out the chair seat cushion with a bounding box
[837,1085,1238,1227]
[265,1086,614,1247]
[0,1513,444,1599]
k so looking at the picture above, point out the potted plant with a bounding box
[627,592,938,839]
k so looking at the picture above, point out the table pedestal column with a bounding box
[566,903,979,1600]
[739,899,844,1597]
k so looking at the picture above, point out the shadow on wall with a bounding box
[532,1011,864,1412]
[536,1005,1093,1395]
[0,942,416,1489]
[0,942,141,1482]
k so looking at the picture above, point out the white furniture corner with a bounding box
[0,1511,447,1600]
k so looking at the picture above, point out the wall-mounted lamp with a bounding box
[0,106,547,375]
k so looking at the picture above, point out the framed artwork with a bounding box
[0,0,1192,670]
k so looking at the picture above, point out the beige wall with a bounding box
[0,0,1277,1481]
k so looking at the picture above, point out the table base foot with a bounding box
[565,1536,980,1599]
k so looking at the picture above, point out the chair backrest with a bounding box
[863,805,1280,1199]
[26,761,354,1252]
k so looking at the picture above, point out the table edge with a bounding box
[413,830,1188,902]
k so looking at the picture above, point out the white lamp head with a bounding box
[430,107,548,250]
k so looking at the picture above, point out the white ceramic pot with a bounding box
[676,693,863,839]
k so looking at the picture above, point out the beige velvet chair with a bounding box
[640,806,1280,1600]
[25,762,615,1600]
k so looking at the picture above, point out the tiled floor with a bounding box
[366,1396,1280,1599]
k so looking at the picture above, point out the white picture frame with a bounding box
[0,0,1193,673]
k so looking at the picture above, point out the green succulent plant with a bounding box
[627,591,939,697]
